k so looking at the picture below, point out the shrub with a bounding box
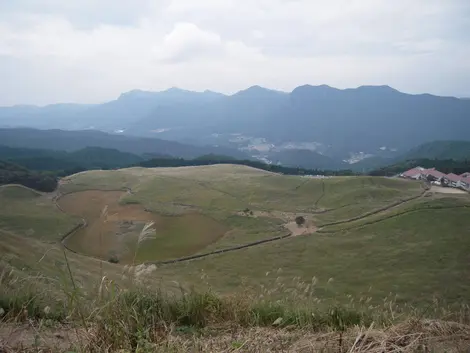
[295,216,305,226]
[108,254,120,264]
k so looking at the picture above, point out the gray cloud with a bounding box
[0,0,469,105]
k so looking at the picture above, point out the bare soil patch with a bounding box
[237,209,317,236]
[284,221,317,236]
[0,323,79,352]
[430,186,468,194]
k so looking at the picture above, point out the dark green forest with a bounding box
[0,161,58,192]
[0,145,144,192]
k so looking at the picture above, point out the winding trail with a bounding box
[53,182,435,266]
[318,204,470,233]
[317,185,429,228]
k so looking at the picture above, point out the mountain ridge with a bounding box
[2,84,465,109]
[1,84,469,168]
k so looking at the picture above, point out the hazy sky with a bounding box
[1,0,469,105]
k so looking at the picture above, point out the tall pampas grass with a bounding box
[131,221,156,268]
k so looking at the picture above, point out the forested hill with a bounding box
[0,161,58,192]
[0,145,143,171]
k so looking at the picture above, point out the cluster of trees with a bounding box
[0,161,58,192]
[0,145,143,172]
[0,145,144,192]
[369,158,470,177]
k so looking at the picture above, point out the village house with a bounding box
[423,168,446,182]
[460,176,470,190]
[399,167,470,191]
[443,173,464,188]
[400,167,426,180]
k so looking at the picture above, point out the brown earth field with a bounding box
[57,190,228,264]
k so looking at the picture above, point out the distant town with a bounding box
[400,167,470,191]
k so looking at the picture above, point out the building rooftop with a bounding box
[425,169,445,178]
[446,173,463,182]
[401,167,424,177]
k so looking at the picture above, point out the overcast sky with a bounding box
[1,0,469,105]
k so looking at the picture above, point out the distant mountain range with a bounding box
[1,85,469,169]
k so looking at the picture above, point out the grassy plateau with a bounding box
[0,165,469,352]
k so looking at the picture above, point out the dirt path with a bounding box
[318,186,429,228]
[430,186,468,194]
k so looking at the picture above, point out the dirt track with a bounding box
[430,186,468,194]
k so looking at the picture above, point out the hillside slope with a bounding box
[1,165,469,351]
[1,165,468,307]
[0,128,248,160]
[401,140,470,160]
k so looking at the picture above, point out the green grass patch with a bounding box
[0,189,78,242]
[133,214,229,262]
[0,185,42,199]
[154,206,470,309]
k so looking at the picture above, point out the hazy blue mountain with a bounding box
[0,128,249,160]
[129,85,470,157]
[1,85,469,167]
[70,88,226,131]
[354,140,470,172]
[126,85,288,137]
[399,140,470,161]
[279,85,470,152]
[0,88,225,131]
[0,103,93,129]
[267,149,347,170]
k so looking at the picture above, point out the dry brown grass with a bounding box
[1,318,469,352]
